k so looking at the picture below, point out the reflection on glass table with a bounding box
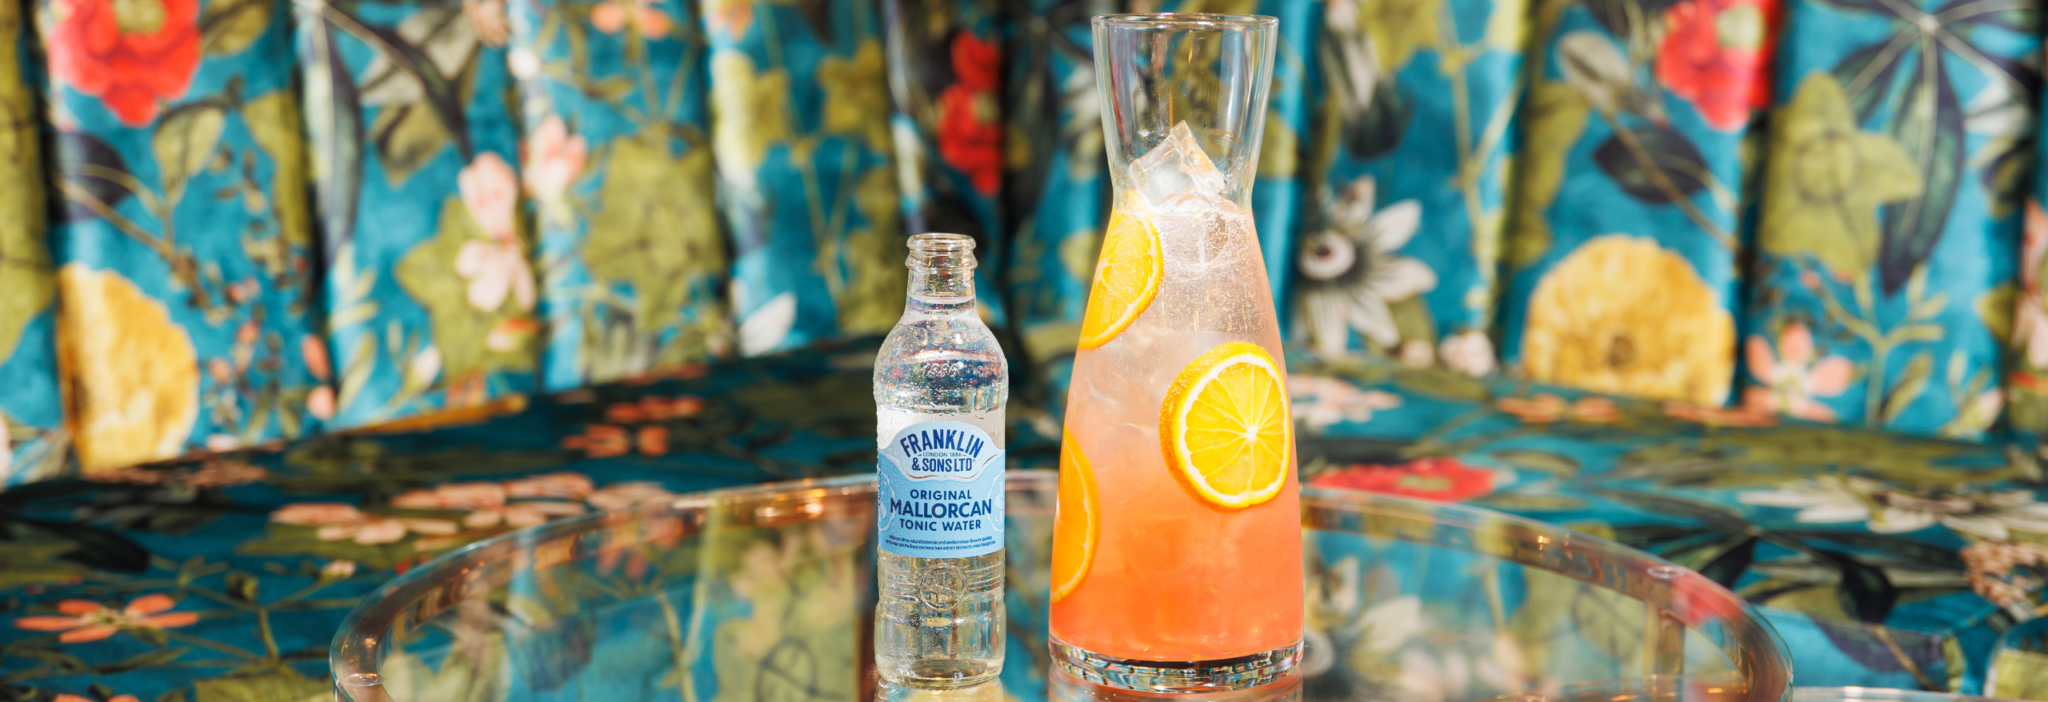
[331,471,1793,702]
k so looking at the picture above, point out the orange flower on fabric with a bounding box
[15,595,197,643]
[563,424,630,457]
[603,395,706,423]
[1310,457,1498,502]
[1495,393,1620,424]
[57,695,139,702]
[590,0,672,38]
[937,32,1002,194]
[1654,0,1777,131]
[46,0,201,126]
[270,503,458,544]
[1662,401,1776,427]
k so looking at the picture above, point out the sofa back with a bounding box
[0,0,2040,481]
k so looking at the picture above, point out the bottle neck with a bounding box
[907,267,976,316]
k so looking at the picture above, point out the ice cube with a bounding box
[1128,121,1226,206]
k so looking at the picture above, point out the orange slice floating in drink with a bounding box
[1160,342,1291,509]
[1051,429,1099,603]
[1077,202,1164,350]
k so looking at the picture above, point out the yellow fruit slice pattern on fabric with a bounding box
[1051,429,1100,603]
[1160,341,1292,509]
[1077,204,1164,350]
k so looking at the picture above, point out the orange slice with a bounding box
[1050,429,1099,603]
[1160,342,1292,509]
[1077,204,1164,350]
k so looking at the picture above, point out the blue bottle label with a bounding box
[877,421,1005,559]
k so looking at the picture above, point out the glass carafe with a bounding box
[1049,13,1296,694]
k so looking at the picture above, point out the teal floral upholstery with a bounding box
[300,0,542,429]
[7,0,2048,695]
[1743,0,2033,439]
[43,0,326,471]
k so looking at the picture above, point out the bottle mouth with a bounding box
[1091,13,1278,30]
[909,233,978,270]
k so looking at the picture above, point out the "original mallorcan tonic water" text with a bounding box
[874,233,1007,689]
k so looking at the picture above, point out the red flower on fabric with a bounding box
[1309,457,1498,502]
[47,0,202,126]
[937,32,1002,195]
[1654,0,1778,131]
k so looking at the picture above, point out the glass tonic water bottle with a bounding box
[1049,14,1300,693]
[874,233,1009,689]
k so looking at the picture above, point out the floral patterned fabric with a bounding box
[0,0,60,487]
[42,0,326,473]
[508,0,732,390]
[708,0,907,357]
[1288,0,1523,371]
[1743,0,2035,439]
[1495,0,1773,406]
[883,0,1009,328]
[3,347,2048,698]
[299,0,542,429]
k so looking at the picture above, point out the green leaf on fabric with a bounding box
[199,0,274,55]
[155,691,188,702]
[0,4,47,364]
[306,22,363,250]
[1977,281,2017,344]
[1505,82,1586,270]
[1759,74,1922,278]
[195,672,329,702]
[1489,450,1579,475]
[0,539,90,585]
[1818,549,1898,623]
[585,136,724,322]
[240,90,312,245]
[1989,649,2048,700]
[395,197,536,381]
[1592,123,1709,204]
[1387,367,1489,401]
[1875,62,1964,294]
[154,102,228,205]
[370,103,454,187]
[837,168,908,336]
[1881,352,1932,424]
[101,646,189,673]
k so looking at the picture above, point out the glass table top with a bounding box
[331,471,1793,702]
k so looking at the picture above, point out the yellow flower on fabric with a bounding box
[709,50,790,189]
[1521,235,1734,405]
[1759,74,1923,278]
[816,41,892,151]
[58,265,198,471]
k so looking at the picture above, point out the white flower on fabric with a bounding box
[455,237,537,312]
[408,346,443,390]
[1439,331,1496,377]
[1296,175,1435,356]
[1739,476,2048,540]
[1288,374,1401,432]
[739,292,798,357]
